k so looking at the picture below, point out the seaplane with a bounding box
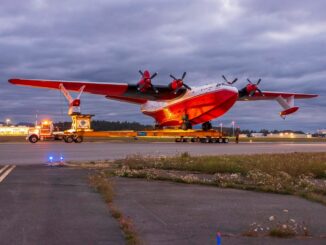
[9,70,318,130]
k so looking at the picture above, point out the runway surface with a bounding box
[1,165,325,244]
[1,148,326,244]
[0,165,124,245]
[115,178,326,245]
[0,141,325,165]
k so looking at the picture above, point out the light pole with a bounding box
[219,123,223,135]
[5,118,11,126]
[231,121,235,137]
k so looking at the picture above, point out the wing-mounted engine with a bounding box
[238,78,263,97]
[238,78,301,118]
[276,95,299,119]
[137,70,158,93]
[168,72,191,94]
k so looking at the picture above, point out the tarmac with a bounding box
[114,178,326,245]
[1,164,325,245]
[0,165,124,245]
[0,141,325,165]
[0,142,326,244]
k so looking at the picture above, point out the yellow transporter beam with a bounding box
[83,129,223,138]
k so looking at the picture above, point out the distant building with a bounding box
[0,126,30,136]
[267,133,312,138]
[317,129,326,135]
[250,133,265,137]
[239,134,248,138]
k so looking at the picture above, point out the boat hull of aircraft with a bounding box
[142,87,238,126]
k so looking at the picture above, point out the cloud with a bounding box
[0,0,325,131]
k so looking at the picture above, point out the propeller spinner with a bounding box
[169,72,191,94]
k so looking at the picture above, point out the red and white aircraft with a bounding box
[9,70,318,130]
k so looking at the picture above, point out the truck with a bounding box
[27,114,93,143]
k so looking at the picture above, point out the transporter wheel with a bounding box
[28,135,39,143]
[64,136,74,143]
[211,138,217,143]
[205,137,211,143]
[182,138,188,143]
[218,138,223,143]
[74,136,83,143]
[199,138,206,143]
[223,138,229,143]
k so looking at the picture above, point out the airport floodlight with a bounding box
[231,121,235,136]
[5,118,11,126]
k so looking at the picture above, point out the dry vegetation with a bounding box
[243,210,309,238]
[89,172,140,245]
[113,152,326,205]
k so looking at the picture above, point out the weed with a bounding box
[113,152,326,206]
[89,172,141,244]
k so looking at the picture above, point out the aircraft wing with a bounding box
[238,91,318,101]
[8,78,186,104]
[238,90,318,117]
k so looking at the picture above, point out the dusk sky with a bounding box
[0,0,325,132]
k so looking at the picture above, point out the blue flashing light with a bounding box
[49,156,54,162]
[60,156,64,161]
[216,232,221,245]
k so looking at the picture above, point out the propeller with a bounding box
[246,78,263,96]
[222,75,238,85]
[138,70,158,93]
[169,72,191,93]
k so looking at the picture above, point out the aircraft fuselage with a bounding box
[141,83,239,126]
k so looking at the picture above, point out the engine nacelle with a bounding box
[137,79,152,92]
[137,70,157,93]
[169,80,183,91]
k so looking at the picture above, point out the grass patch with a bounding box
[89,172,140,245]
[113,152,326,205]
[116,152,326,179]
[269,227,296,238]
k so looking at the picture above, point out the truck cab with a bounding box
[27,120,55,143]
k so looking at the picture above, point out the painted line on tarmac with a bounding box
[0,165,16,183]
[0,165,10,175]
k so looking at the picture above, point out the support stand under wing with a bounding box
[59,84,85,115]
